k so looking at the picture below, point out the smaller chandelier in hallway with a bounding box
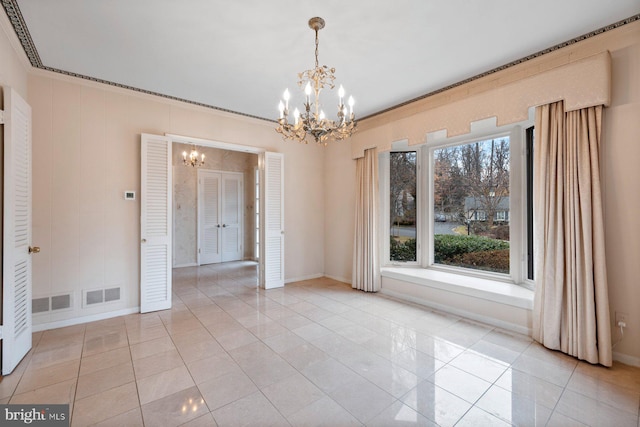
[276,17,356,145]
[183,147,205,167]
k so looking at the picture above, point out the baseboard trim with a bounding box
[33,307,140,332]
[285,273,324,284]
[613,351,640,367]
[173,262,198,268]
[324,275,351,285]
[380,288,532,336]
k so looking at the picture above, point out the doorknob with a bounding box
[222,224,227,228]
[28,246,40,254]
[141,238,147,243]
[216,224,221,228]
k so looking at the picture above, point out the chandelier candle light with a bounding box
[276,17,356,145]
[183,147,205,167]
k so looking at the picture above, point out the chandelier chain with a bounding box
[314,29,319,69]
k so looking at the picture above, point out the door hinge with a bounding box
[0,109,5,124]
[0,325,4,339]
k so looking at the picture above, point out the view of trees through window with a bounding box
[433,137,510,273]
[390,152,417,261]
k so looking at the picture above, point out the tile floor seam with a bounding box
[127,324,149,427]
[65,325,86,426]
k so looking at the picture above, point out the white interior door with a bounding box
[2,87,33,375]
[221,173,243,262]
[198,170,221,265]
[197,170,243,265]
[261,152,284,289]
[140,133,172,313]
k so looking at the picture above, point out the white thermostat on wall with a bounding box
[124,191,136,200]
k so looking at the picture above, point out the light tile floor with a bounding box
[1,261,639,426]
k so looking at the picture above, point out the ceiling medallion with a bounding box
[276,17,356,145]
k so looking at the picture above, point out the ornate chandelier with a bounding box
[276,17,356,145]
[182,147,205,167]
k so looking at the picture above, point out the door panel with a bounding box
[2,87,33,374]
[140,133,172,313]
[198,171,243,264]
[261,152,284,289]
[221,174,243,262]
[198,170,221,264]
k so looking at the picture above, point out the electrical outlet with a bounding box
[616,312,628,327]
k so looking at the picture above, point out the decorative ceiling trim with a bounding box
[1,0,638,123]
[40,64,269,122]
[1,0,41,67]
[360,13,640,121]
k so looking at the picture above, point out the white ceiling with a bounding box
[10,0,640,121]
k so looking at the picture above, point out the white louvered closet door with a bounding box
[261,152,284,289]
[221,173,243,262]
[2,87,33,375]
[198,170,221,265]
[140,133,172,313]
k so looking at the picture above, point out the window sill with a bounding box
[380,267,534,310]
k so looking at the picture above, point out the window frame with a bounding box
[381,121,534,289]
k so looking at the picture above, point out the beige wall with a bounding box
[173,143,258,266]
[324,140,356,284]
[324,21,640,364]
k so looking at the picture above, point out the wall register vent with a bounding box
[83,287,122,308]
[32,293,73,314]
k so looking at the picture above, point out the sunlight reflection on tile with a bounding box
[476,384,552,426]
[427,365,492,404]
[367,400,437,427]
[401,380,472,427]
[449,350,509,383]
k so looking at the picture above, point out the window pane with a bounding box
[390,152,417,262]
[433,138,510,274]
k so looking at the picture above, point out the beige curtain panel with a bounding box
[353,148,380,292]
[533,101,612,366]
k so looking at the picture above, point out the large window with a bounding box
[383,125,534,287]
[433,137,510,274]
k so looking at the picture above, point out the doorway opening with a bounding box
[171,139,258,269]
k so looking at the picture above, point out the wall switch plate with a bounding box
[124,191,136,200]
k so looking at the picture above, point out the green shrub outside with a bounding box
[390,234,509,271]
[390,238,417,261]
[451,249,510,273]
[434,234,509,263]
